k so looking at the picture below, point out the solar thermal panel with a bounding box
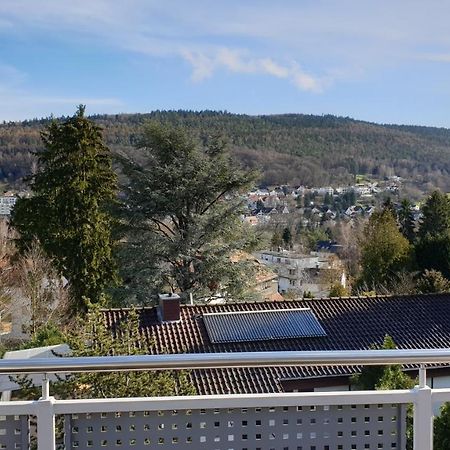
[203,308,326,343]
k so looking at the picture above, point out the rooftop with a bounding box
[103,293,450,395]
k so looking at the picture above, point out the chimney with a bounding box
[158,293,181,322]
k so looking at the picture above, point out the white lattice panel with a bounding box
[64,403,406,449]
[0,414,29,449]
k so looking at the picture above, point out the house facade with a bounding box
[0,195,16,216]
[257,250,344,297]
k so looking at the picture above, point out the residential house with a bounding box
[252,188,270,196]
[0,196,16,216]
[353,183,372,196]
[246,194,260,209]
[257,250,344,297]
[344,205,364,218]
[11,294,446,448]
[316,240,343,253]
[253,206,276,223]
[103,293,450,395]
[324,208,337,220]
[315,186,334,196]
[294,185,306,196]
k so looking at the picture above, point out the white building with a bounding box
[0,196,16,216]
[257,250,344,297]
[315,186,334,196]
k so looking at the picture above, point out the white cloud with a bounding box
[259,59,290,78]
[182,48,329,93]
[0,0,332,93]
[181,51,215,82]
[2,0,450,96]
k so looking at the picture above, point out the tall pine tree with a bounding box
[416,190,450,279]
[398,199,415,242]
[418,190,450,239]
[12,106,118,313]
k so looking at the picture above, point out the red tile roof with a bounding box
[102,294,450,394]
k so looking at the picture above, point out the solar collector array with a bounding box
[203,308,326,344]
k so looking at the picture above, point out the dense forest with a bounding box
[2,110,450,189]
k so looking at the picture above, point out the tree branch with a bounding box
[150,218,176,241]
[200,189,229,215]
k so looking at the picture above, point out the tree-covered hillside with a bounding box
[2,110,450,189]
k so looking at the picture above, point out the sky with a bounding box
[2,0,450,126]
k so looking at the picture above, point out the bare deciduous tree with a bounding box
[8,241,69,337]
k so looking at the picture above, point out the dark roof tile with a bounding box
[102,294,450,394]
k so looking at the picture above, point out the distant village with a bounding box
[243,176,423,300]
[243,176,420,227]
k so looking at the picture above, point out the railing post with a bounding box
[36,397,56,450]
[41,373,50,400]
[414,366,433,450]
[36,374,56,450]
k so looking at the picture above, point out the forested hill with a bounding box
[2,110,450,189]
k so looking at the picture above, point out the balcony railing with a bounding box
[1,349,450,449]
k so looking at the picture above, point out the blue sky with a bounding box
[2,0,450,126]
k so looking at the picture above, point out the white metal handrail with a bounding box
[1,350,450,449]
[0,348,450,374]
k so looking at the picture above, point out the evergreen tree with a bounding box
[303,192,314,207]
[416,232,450,279]
[357,209,412,290]
[352,335,415,390]
[416,191,450,279]
[58,307,195,398]
[434,403,450,450]
[342,190,356,209]
[11,106,118,313]
[418,190,450,239]
[323,192,333,207]
[282,227,292,248]
[116,121,258,302]
[382,197,396,216]
[14,308,195,400]
[398,199,415,242]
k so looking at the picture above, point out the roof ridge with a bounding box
[100,292,450,312]
[303,291,450,302]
